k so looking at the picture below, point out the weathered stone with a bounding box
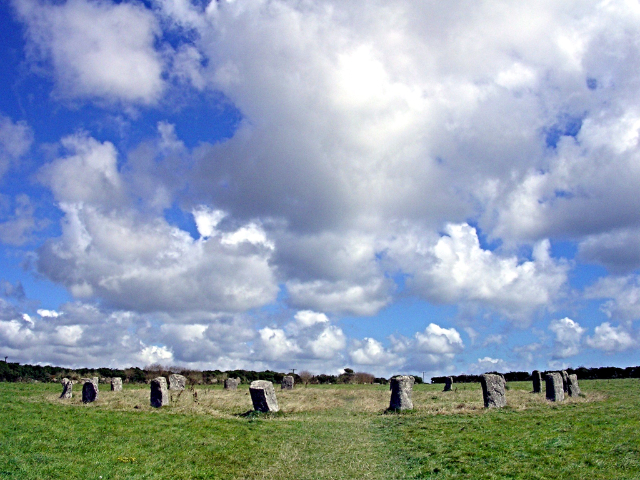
[281,375,294,390]
[389,375,415,410]
[532,370,542,393]
[150,377,169,408]
[545,372,564,402]
[111,377,123,392]
[568,374,581,397]
[249,380,279,412]
[481,373,506,408]
[168,373,187,391]
[93,376,99,385]
[80,377,92,384]
[60,378,72,399]
[224,378,239,390]
[443,376,453,392]
[82,378,99,403]
[561,370,569,393]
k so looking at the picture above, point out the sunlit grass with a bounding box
[2,379,638,479]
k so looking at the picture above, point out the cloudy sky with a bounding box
[1,0,639,378]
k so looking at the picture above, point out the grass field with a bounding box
[1,379,639,479]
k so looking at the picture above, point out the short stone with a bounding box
[111,377,123,392]
[224,378,239,390]
[481,373,506,408]
[561,370,569,393]
[60,378,72,399]
[532,370,542,393]
[82,379,99,403]
[281,375,294,390]
[389,375,414,410]
[249,380,279,412]
[150,377,169,408]
[545,372,564,402]
[568,374,581,397]
[168,374,187,391]
[443,376,453,392]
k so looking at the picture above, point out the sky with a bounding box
[1,0,640,378]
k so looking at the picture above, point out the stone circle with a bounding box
[60,378,72,399]
[532,370,542,393]
[443,376,453,392]
[82,378,99,403]
[568,374,581,397]
[168,374,187,391]
[224,378,239,390]
[545,372,564,402]
[281,375,294,390]
[111,377,123,392]
[389,375,415,410]
[150,377,169,408]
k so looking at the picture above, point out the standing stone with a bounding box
[532,370,542,393]
[224,378,239,390]
[281,375,294,390]
[150,377,169,408]
[389,375,415,410]
[568,374,581,397]
[545,372,564,402]
[249,380,279,413]
[168,374,187,391]
[443,376,453,392]
[82,378,99,403]
[561,370,569,393]
[481,373,506,408]
[60,378,73,399]
[111,377,123,392]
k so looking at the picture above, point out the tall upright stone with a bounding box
[481,373,506,408]
[532,370,542,393]
[150,377,169,408]
[568,374,581,397]
[111,377,123,392]
[561,370,569,393]
[545,372,564,402]
[389,375,415,410]
[60,378,73,399]
[82,378,99,403]
[249,380,279,413]
[281,375,294,390]
[443,376,453,392]
[168,374,187,391]
[224,378,239,390]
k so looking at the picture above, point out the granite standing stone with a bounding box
[150,377,169,408]
[561,370,569,393]
[443,376,453,392]
[481,373,506,408]
[82,378,99,403]
[111,377,123,392]
[389,375,415,410]
[532,370,542,393]
[249,380,279,412]
[281,375,294,390]
[224,378,239,390]
[568,374,581,397]
[545,372,564,402]
[168,374,187,391]
[60,378,72,399]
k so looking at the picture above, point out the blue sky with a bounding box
[1,0,640,378]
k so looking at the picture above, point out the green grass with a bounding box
[1,379,639,479]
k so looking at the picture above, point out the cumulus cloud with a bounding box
[349,338,403,367]
[470,356,510,374]
[585,275,640,322]
[14,0,165,104]
[387,224,568,321]
[549,317,585,358]
[586,322,636,352]
[578,228,640,273]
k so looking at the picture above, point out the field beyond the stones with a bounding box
[2,379,639,479]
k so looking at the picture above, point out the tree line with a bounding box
[430,365,640,384]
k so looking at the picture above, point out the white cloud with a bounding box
[586,322,636,352]
[0,114,32,179]
[138,345,174,365]
[470,356,510,374]
[308,325,346,359]
[414,323,464,354]
[15,0,165,104]
[549,317,585,358]
[257,327,301,361]
[349,338,402,367]
[585,275,640,322]
[294,310,329,328]
[387,224,568,321]
[0,194,47,246]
